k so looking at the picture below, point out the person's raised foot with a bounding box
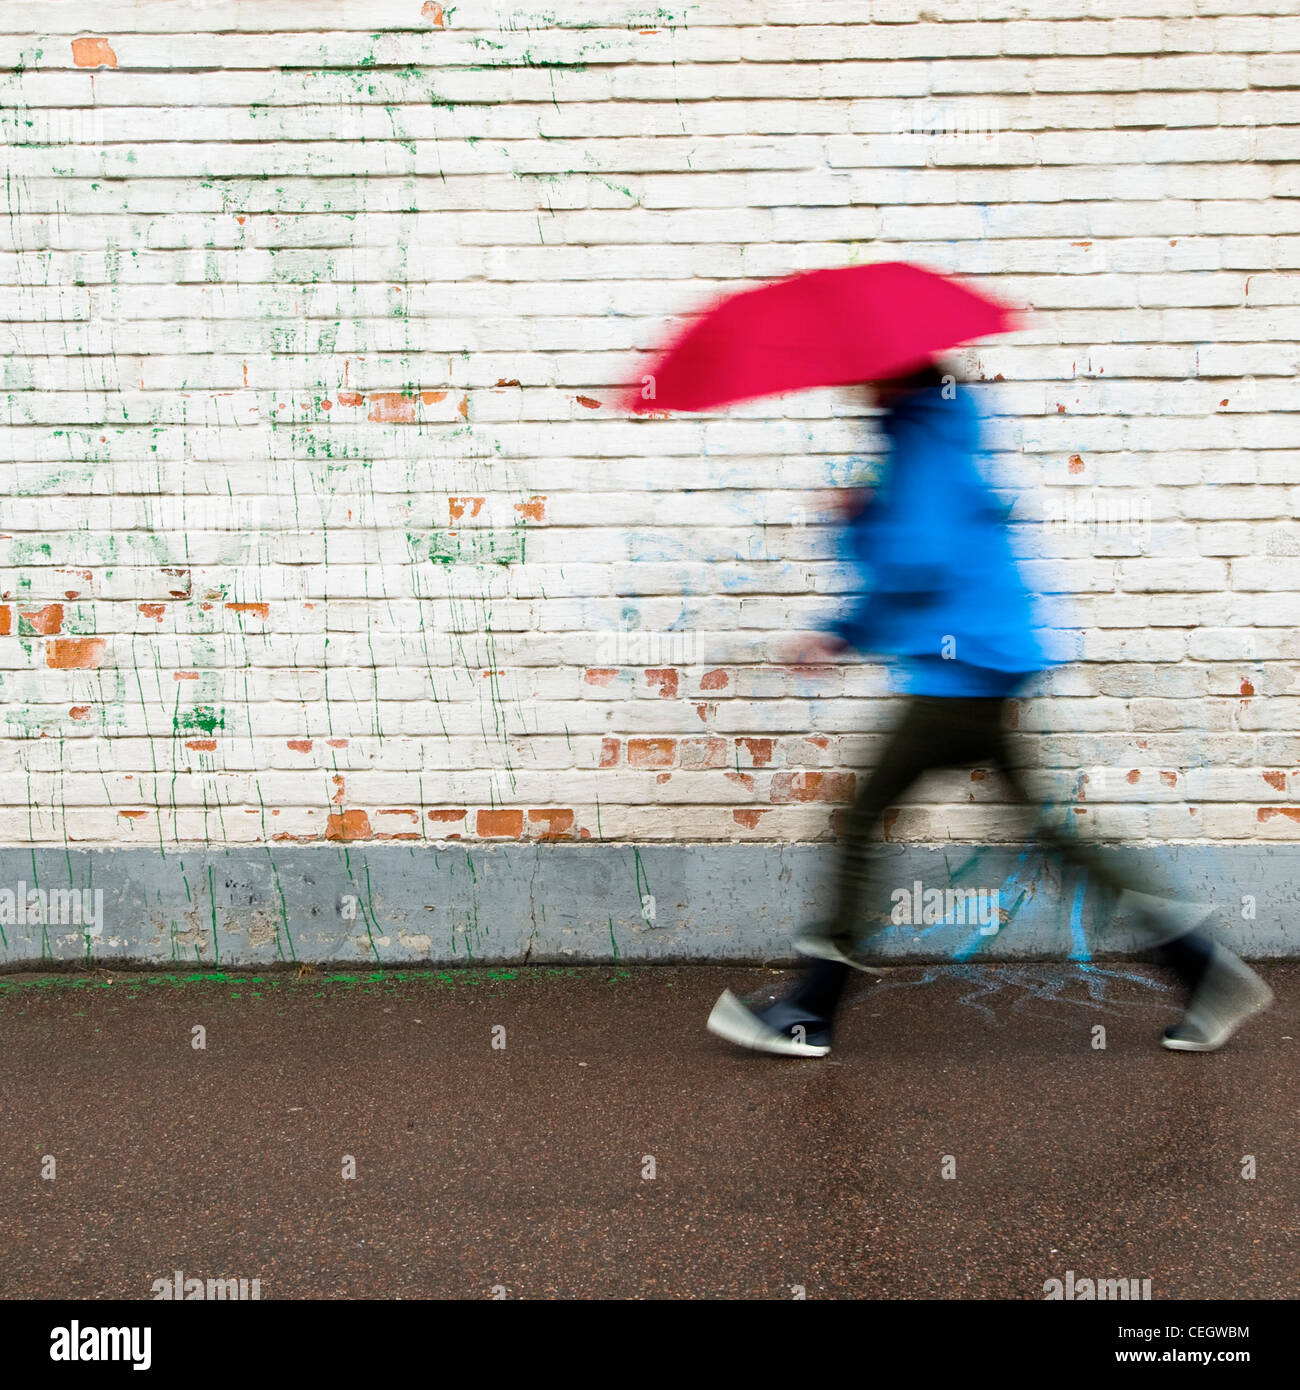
[792,925,885,975]
[706,989,832,1058]
[1161,947,1273,1053]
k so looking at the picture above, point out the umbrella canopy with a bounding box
[627,261,1018,414]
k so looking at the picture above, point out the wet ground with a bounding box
[0,961,1295,1299]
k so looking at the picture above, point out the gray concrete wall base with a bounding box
[0,843,1294,969]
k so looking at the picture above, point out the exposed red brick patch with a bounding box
[226,602,269,619]
[47,637,106,669]
[175,671,199,681]
[575,395,601,409]
[514,496,546,522]
[882,808,901,840]
[600,737,621,767]
[1262,770,1286,791]
[1240,680,1255,696]
[326,809,372,841]
[1159,771,1177,787]
[138,603,166,622]
[681,736,726,769]
[331,775,345,804]
[695,703,714,723]
[529,808,575,839]
[72,37,117,68]
[700,668,729,690]
[771,771,815,803]
[1259,807,1300,824]
[287,739,313,753]
[1068,454,1085,474]
[458,395,469,420]
[733,809,769,828]
[771,771,855,804]
[0,606,10,636]
[449,496,483,522]
[645,668,678,698]
[584,668,618,687]
[628,737,675,768]
[118,809,148,820]
[69,706,91,720]
[185,738,217,752]
[337,391,364,407]
[327,738,348,748]
[1127,769,1140,783]
[421,389,448,404]
[427,808,466,823]
[737,737,775,767]
[725,770,755,792]
[805,736,829,750]
[368,391,416,423]
[478,808,524,837]
[495,378,521,388]
[20,603,63,635]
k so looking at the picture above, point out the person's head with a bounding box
[865,360,951,409]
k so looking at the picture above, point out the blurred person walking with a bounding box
[627,261,1271,1061]
[705,363,1272,1058]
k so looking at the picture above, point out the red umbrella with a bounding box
[627,261,1018,414]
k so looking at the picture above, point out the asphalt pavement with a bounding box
[0,961,1295,1299]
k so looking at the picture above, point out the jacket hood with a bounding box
[882,384,981,452]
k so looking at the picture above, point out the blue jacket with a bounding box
[824,385,1058,697]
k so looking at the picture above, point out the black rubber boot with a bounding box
[1158,934,1273,1053]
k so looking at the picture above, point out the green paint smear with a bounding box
[173,706,225,736]
[409,527,527,567]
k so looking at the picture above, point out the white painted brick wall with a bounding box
[0,1,1297,847]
